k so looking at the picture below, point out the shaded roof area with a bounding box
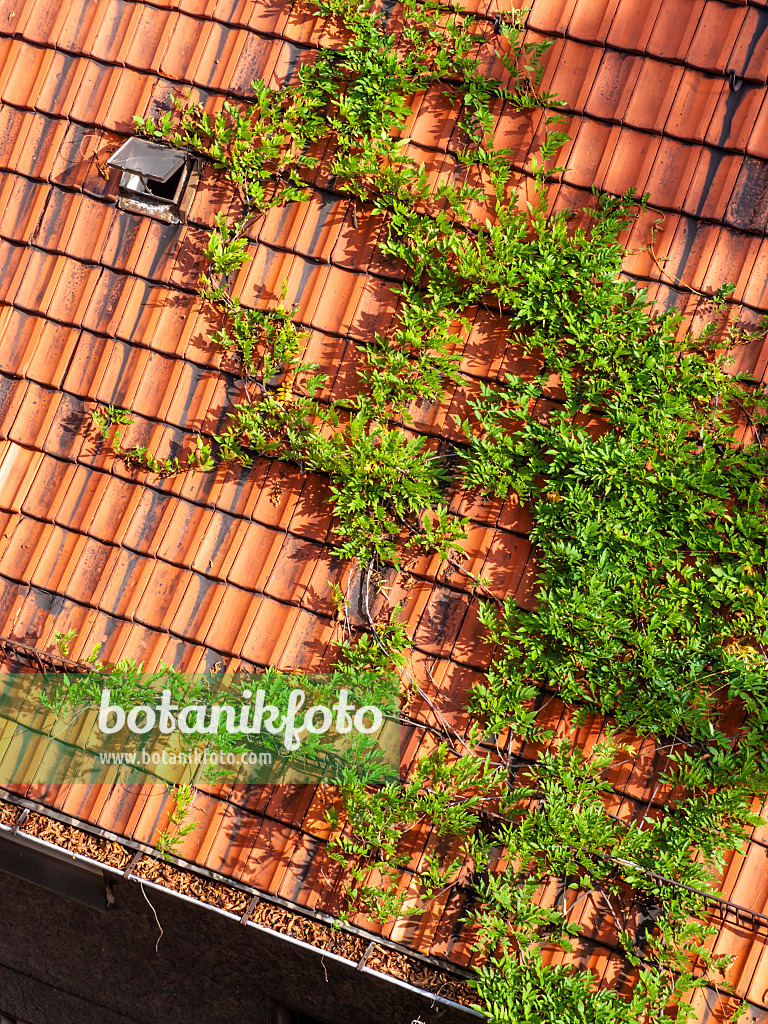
[0,0,767,1015]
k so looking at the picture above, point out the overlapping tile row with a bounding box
[0,0,766,1008]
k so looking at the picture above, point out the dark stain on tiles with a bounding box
[730,9,768,83]
[0,376,27,440]
[726,159,768,233]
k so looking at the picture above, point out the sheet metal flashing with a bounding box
[107,139,187,183]
[0,824,111,911]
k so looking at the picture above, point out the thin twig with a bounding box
[140,881,164,953]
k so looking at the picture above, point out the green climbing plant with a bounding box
[114,2,768,1022]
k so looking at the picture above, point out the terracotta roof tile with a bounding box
[561,118,615,189]
[186,509,246,578]
[620,60,684,133]
[283,1,326,46]
[584,50,643,121]
[90,547,144,618]
[54,0,102,53]
[407,85,461,151]
[526,0,579,34]
[604,0,664,51]
[599,127,659,197]
[260,533,321,604]
[567,0,622,43]
[17,0,68,43]
[224,521,283,591]
[685,2,746,73]
[729,8,768,83]
[740,238,768,309]
[200,582,261,655]
[167,571,228,641]
[665,69,726,143]
[226,31,283,96]
[28,51,80,118]
[0,107,28,171]
[130,350,188,420]
[240,597,300,666]
[682,148,743,221]
[19,455,75,522]
[538,39,603,113]
[60,534,114,602]
[267,40,309,91]
[0,308,36,376]
[284,474,331,543]
[644,137,701,210]
[645,0,705,61]
[259,196,312,252]
[725,157,768,233]
[0,517,50,581]
[697,227,762,301]
[209,460,267,518]
[0,377,29,443]
[243,0,291,35]
[707,81,767,152]
[7,383,62,450]
[330,201,383,271]
[277,608,336,670]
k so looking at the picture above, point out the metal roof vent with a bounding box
[107,138,200,225]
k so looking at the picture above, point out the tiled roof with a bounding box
[0,0,767,1012]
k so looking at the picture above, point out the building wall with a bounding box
[0,869,475,1024]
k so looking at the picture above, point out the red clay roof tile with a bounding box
[8,383,62,450]
[726,157,768,232]
[167,571,226,640]
[645,0,705,60]
[0,517,50,582]
[227,31,283,95]
[681,148,743,221]
[567,0,622,43]
[130,350,187,420]
[561,118,614,189]
[186,509,243,578]
[59,534,113,603]
[330,201,384,271]
[707,81,767,151]
[19,456,75,523]
[665,69,725,143]
[53,0,102,53]
[240,597,300,665]
[686,2,746,73]
[526,0,580,34]
[697,228,762,302]
[729,8,768,83]
[645,137,702,211]
[90,547,147,617]
[203,584,261,655]
[605,0,664,51]
[16,0,65,45]
[227,522,286,591]
[621,60,684,133]
[584,50,643,122]
[599,127,659,197]
[740,238,768,309]
[538,40,603,114]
